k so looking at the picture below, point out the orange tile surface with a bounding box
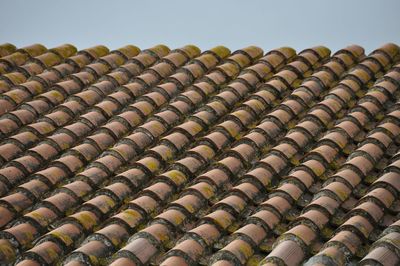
[0,43,399,265]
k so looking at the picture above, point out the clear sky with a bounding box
[1,0,399,54]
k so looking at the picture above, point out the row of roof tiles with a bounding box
[0,42,399,265]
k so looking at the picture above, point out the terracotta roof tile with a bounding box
[1,43,400,265]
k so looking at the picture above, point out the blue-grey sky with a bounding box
[1,0,399,54]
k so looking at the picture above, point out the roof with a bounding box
[0,42,399,266]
